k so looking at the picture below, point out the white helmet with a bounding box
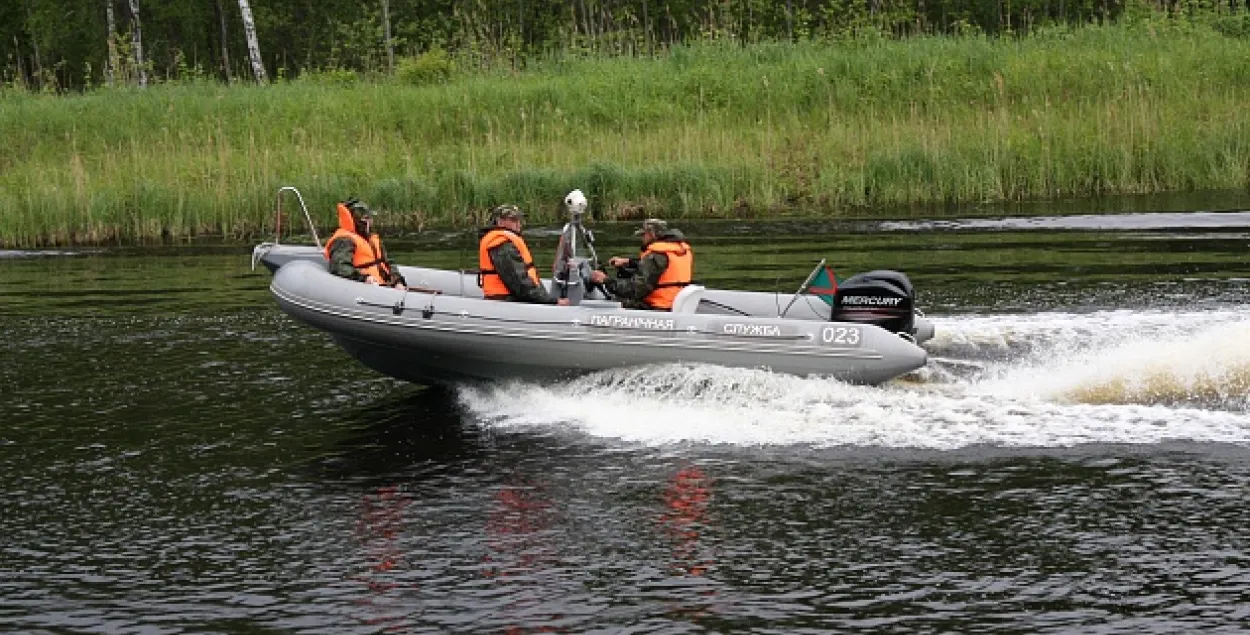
[564,189,587,215]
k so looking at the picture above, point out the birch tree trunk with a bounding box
[381,0,394,74]
[237,0,268,83]
[105,0,117,85]
[127,0,147,87]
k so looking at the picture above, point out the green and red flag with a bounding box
[806,264,840,306]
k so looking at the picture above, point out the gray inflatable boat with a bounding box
[253,186,933,385]
[260,244,932,385]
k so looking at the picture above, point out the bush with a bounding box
[298,67,360,86]
[1205,11,1250,39]
[396,48,455,86]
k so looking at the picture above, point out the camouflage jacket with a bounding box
[327,235,405,286]
[484,235,556,304]
[604,229,686,309]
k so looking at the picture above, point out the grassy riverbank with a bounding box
[3,15,1250,246]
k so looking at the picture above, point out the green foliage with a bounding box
[296,68,361,86]
[395,48,455,86]
[4,0,1248,90]
[328,12,387,73]
[4,17,1250,246]
[1197,8,1250,37]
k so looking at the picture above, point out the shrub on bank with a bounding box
[396,49,455,86]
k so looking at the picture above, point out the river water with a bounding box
[2,203,1250,633]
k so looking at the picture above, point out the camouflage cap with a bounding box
[344,198,374,219]
[491,204,525,221]
[634,218,668,236]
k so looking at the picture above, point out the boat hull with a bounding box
[254,243,936,344]
[271,260,928,385]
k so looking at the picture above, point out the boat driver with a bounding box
[478,204,570,305]
[590,218,693,310]
[325,198,407,289]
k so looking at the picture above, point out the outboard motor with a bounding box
[831,270,915,335]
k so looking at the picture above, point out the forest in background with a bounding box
[5,0,1249,91]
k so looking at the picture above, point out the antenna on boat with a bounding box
[275,186,320,249]
[779,258,826,318]
[252,185,319,271]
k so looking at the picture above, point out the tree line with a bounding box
[2,0,1245,91]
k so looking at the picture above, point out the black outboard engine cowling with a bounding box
[831,270,915,335]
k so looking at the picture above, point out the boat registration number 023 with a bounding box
[820,326,861,346]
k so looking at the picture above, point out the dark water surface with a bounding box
[3,207,1250,633]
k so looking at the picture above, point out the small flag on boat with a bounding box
[806,264,839,306]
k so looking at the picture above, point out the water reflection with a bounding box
[660,465,714,579]
[484,477,562,634]
[314,387,483,485]
[484,479,556,578]
[352,485,415,632]
[658,464,720,626]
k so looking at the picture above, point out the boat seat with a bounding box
[670,285,706,314]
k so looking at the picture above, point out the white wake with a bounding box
[458,307,1250,449]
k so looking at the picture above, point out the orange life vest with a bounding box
[324,202,393,285]
[642,240,694,309]
[478,228,540,298]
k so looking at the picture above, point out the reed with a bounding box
[3,17,1249,246]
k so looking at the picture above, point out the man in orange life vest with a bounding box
[325,198,406,289]
[590,218,694,310]
[478,204,570,305]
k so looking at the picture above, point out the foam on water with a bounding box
[879,210,1250,232]
[458,307,1250,450]
[0,249,93,258]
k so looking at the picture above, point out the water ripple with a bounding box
[5,234,1250,632]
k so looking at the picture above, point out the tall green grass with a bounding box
[3,17,1249,246]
